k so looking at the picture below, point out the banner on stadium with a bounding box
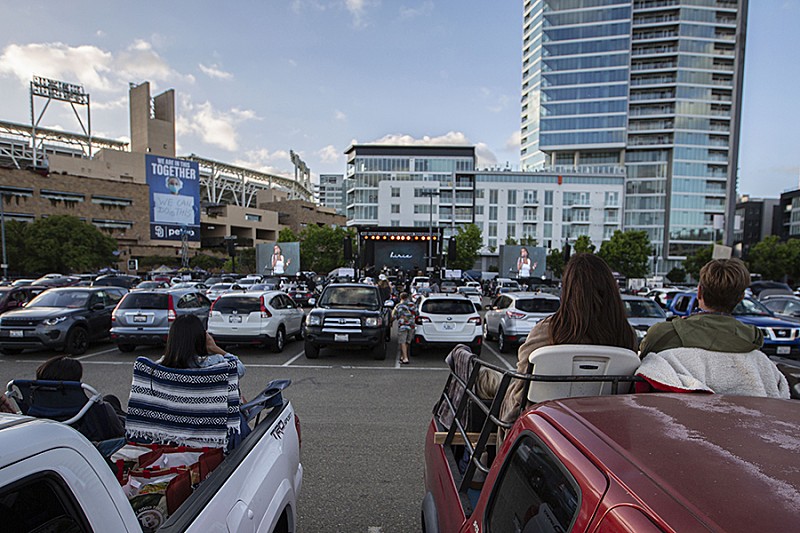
[146,155,201,242]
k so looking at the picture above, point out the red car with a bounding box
[424,391,800,532]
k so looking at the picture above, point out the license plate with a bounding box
[334,333,348,342]
[777,346,791,355]
[442,323,456,331]
[10,330,23,338]
[133,315,147,323]
[229,315,242,323]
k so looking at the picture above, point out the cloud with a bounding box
[317,144,341,164]
[334,109,347,121]
[288,59,298,67]
[0,40,192,93]
[230,148,295,178]
[177,97,259,152]
[487,94,510,113]
[365,131,498,168]
[92,96,128,111]
[505,131,521,151]
[198,63,233,80]
[399,1,434,19]
[345,0,372,27]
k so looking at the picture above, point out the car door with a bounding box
[488,296,508,336]
[86,291,110,339]
[283,294,303,335]
[195,292,212,326]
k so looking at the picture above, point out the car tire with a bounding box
[483,321,494,341]
[372,341,387,360]
[118,344,136,353]
[498,328,510,353]
[272,326,286,353]
[0,347,23,356]
[304,341,320,359]
[65,326,89,356]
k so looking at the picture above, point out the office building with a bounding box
[733,196,779,259]
[315,174,345,215]
[778,188,800,241]
[520,0,748,274]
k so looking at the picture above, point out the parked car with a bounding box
[31,275,80,288]
[622,294,668,346]
[494,278,521,296]
[761,295,800,322]
[204,276,235,286]
[303,283,392,360]
[440,281,459,294]
[0,285,47,315]
[11,279,35,287]
[669,292,800,357]
[0,287,126,355]
[207,291,304,352]
[206,282,246,301]
[133,280,170,290]
[110,288,212,352]
[465,281,482,294]
[237,277,263,289]
[92,274,140,289]
[171,281,210,291]
[749,280,794,300]
[413,294,482,355]
[645,287,683,310]
[456,286,483,307]
[484,292,560,353]
[287,284,315,307]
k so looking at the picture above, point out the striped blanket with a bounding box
[126,357,241,448]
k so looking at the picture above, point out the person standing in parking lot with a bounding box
[392,292,415,365]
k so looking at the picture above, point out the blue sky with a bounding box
[0,1,797,197]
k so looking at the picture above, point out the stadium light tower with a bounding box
[29,76,92,166]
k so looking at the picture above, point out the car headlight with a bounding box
[364,317,380,327]
[43,316,69,326]
[306,314,321,326]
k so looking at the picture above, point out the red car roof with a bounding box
[532,394,800,531]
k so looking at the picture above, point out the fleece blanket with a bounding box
[126,357,241,448]
[437,344,476,430]
[636,348,789,399]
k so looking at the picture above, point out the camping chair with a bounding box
[525,344,641,405]
[126,357,290,451]
[5,379,125,457]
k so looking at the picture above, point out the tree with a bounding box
[452,224,482,271]
[785,239,800,283]
[597,230,651,279]
[138,255,180,270]
[572,235,595,254]
[546,248,565,279]
[297,224,355,274]
[505,237,518,246]
[747,236,790,281]
[682,245,713,281]
[237,247,256,273]
[519,235,538,246]
[23,215,117,274]
[189,253,225,272]
[4,220,30,276]
[666,267,687,283]
[277,228,300,243]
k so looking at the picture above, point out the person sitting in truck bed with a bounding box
[498,254,637,439]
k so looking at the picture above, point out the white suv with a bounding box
[412,294,482,355]
[207,290,304,352]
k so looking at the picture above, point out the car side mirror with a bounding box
[91,302,105,311]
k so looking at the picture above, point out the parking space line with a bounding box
[77,347,120,360]
[281,352,304,367]
[70,360,448,371]
[483,342,515,371]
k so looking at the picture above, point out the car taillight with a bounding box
[209,297,221,316]
[468,316,482,326]
[260,296,272,318]
[111,294,127,322]
[505,310,526,319]
[167,294,177,322]
[415,316,431,325]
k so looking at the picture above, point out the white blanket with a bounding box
[637,348,790,399]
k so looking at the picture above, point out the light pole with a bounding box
[420,190,440,273]
[0,193,7,282]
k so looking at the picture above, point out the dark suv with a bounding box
[303,283,392,360]
[0,287,126,355]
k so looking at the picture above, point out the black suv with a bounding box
[303,283,392,360]
[0,287,127,355]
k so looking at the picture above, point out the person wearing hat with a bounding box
[378,274,391,304]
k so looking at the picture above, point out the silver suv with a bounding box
[110,288,211,352]
[483,292,560,353]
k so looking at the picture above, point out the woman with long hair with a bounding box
[160,314,245,378]
[499,253,636,431]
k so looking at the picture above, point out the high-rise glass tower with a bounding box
[521,0,748,274]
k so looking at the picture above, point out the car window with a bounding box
[673,295,691,313]
[421,299,476,315]
[0,472,90,532]
[214,296,261,314]
[763,300,787,313]
[196,293,211,307]
[623,299,665,319]
[105,290,123,306]
[733,298,773,316]
[177,294,198,309]
[320,287,380,310]
[516,298,560,314]
[784,301,800,315]
[269,295,282,309]
[486,434,580,533]
[117,292,169,310]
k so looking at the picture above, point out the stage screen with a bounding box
[374,240,428,271]
[256,242,300,276]
[499,245,546,279]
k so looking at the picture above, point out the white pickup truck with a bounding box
[0,398,302,532]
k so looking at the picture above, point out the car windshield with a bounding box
[733,298,773,316]
[137,281,163,289]
[422,299,476,315]
[118,292,169,310]
[516,298,561,314]
[320,287,380,310]
[28,290,90,308]
[624,299,665,318]
[210,284,232,290]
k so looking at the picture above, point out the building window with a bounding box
[544,190,553,205]
[543,224,552,238]
[391,187,400,198]
[245,213,262,222]
[0,186,34,199]
[544,207,553,222]
[391,204,400,214]
[91,195,133,208]
[40,190,85,203]
[489,223,498,237]
[507,206,517,221]
[414,204,432,214]
[508,224,516,238]
[508,190,517,204]
[604,191,619,207]
[489,206,498,221]
[490,190,498,204]
[92,219,134,230]
[475,205,484,215]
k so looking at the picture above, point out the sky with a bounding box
[0,1,797,197]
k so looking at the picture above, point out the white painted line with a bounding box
[368,527,383,533]
[77,347,120,360]
[281,352,304,367]
[73,360,449,371]
[483,342,515,371]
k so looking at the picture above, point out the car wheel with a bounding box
[272,326,286,353]
[0,347,23,356]
[372,341,387,360]
[304,341,320,359]
[65,327,89,356]
[483,321,494,341]
[118,344,136,353]
[498,328,510,353]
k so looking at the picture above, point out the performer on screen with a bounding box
[271,244,291,275]
[517,247,537,279]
